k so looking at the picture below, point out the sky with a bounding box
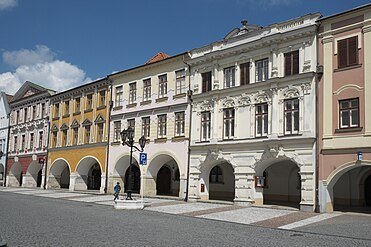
[0,0,370,95]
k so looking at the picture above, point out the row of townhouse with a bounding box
[2,4,371,212]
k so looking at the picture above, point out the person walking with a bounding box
[113,182,121,201]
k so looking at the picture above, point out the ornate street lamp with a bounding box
[120,127,146,200]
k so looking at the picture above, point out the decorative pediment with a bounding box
[51,124,59,132]
[11,81,51,102]
[94,113,105,124]
[283,87,300,99]
[222,97,235,108]
[82,118,92,126]
[237,95,251,107]
[70,119,80,128]
[254,93,269,103]
[60,123,69,130]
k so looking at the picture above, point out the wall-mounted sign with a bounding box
[357,151,363,161]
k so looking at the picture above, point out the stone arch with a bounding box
[75,156,102,191]
[48,158,71,189]
[113,154,140,194]
[8,162,22,186]
[25,161,42,187]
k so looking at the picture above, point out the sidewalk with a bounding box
[0,187,339,229]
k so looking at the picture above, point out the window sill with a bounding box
[154,138,167,143]
[97,105,106,110]
[126,103,137,108]
[84,109,93,113]
[335,127,363,133]
[52,117,60,121]
[278,133,302,138]
[196,140,210,143]
[73,112,81,116]
[113,106,123,111]
[156,97,168,103]
[140,100,152,106]
[171,136,187,142]
[173,93,186,99]
[62,114,70,118]
[334,64,362,72]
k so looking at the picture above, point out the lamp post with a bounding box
[120,127,146,200]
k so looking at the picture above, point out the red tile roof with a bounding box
[145,52,170,64]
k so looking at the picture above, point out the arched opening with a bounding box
[37,170,42,187]
[25,161,42,188]
[365,175,371,207]
[262,160,300,208]
[148,154,181,197]
[9,162,22,186]
[75,157,102,191]
[49,159,70,189]
[208,162,235,202]
[124,165,140,193]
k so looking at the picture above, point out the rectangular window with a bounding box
[256,103,268,137]
[115,86,123,107]
[54,103,59,118]
[142,117,150,138]
[129,82,137,104]
[338,36,358,69]
[202,71,212,93]
[64,100,70,115]
[224,67,235,88]
[176,69,186,95]
[284,98,299,135]
[24,108,28,122]
[32,106,37,120]
[21,135,26,150]
[175,112,185,137]
[75,97,81,113]
[97,123,104,142]
[339,98,359,128]
[114,121,121,142]
[41,103,46,118]
[143,79,151,101]
[255,58,269,82]
[85,126,91,144]
[158,74,167,98]
[86,94,93,110]
[240,62,250,86]
[14,136,18,151]
[62,130,67,147]
[39,131,43,148]
[201,111,211,141]
[284,50,299,76]
[73,127,78,145]
[128,119,135,138]
[157,114,167,138]
[223,108,235,139]
[52,132,57,148]
[99,90,106,107]
[16,110,20,124]
[30,133,34,150]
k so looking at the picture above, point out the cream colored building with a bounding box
[107,52,191,199]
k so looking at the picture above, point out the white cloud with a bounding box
[0,46,91,95]
[0,0,17,10]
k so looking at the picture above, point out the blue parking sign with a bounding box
[139,153,147,165]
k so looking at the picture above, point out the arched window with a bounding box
[210,166,223,183]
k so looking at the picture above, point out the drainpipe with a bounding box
[104,79,113,194]
[43,112,51,190]
[4,112,11,187]
[184,55,192,202]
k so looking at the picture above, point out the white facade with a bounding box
[7,81,54,188]
[0,92,11,186]
[186,14,320,211]
[107,53,191,199]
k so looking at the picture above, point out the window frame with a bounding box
[210,166,223,183]
[99,90,106,107]
[86,94,93,110]
[158,74,168,98]
[142,117,150,138]
[240,62,250,86]
[255,103,268,137]
[113,121,121,142]
[129,82,137,104]
[339,98,360,129]
[284,50,299,76]
[224,66,235,88]
[97,123,104,142]
[143,79,151,102]
[284,98,299,135]
[175,69,186,95]
[157,114,167,138]
[201,71,212,93]
[255,58,269,82]
[200,111,211,142]
[223,108,235,140]
[174,112,185,137]
[115,86,123,107]
[338,36,358,69]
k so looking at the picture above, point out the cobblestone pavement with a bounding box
[0,187,340,230]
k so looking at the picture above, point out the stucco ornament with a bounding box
[198,149,237,172]
[283,87,300,99]
[220,97,235,111]
[253,144,304,168]
[254,91,270,104]
[237,94,251,107]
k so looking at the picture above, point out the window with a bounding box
[21,135,25,150]
[224,67,235,88]
[284,98,299,135]
[54,103,59,118]
[86,94,93,110]
[202,71,212,93]
[62,130,67,147]
[99,90,106,107]
[30,133,34,150]
[41,103,46,118]
[73,127,78,145]
[223,108,235,139]
[75,97,81,113]
[158,74,167,98]
[255,58,269,82]
[114,121,121,142]
[52,132,57,148]
[39,132,43,148]
[14,136,18,151]
[256,103,268,137]
[339,98,359,128]
[32,106,37,120]
[240,62,250,85]
[201,111,211,142]
[284,50,299,76]
[142,117,150,138]
[16,110,20,124]
[127,119,135,137]
[143,79,151,102]
[210,166,223,183]
[115,86,123,107]
[175,112,185,137]
[157,114,167,138]
[24,108,28,122]
[97,123,104,142]
[64,100,70,115]
[176,69,186,95]
[85,126,91,144]
[129,82,136,104]
[338,36,358,69]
